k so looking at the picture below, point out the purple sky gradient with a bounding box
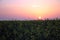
[0,0,60,20]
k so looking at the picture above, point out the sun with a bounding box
[38,16,41,19]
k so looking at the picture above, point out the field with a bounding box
[0,20,60,40]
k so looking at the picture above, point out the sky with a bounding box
[0,0,60,20]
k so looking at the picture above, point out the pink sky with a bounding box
[0,0,60,20]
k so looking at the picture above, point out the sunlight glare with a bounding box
[32,5,40,8]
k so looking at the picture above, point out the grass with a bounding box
[0,19,60,40]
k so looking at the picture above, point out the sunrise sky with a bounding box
[0,0,60,20]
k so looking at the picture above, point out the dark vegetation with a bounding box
[0,20,60,40]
